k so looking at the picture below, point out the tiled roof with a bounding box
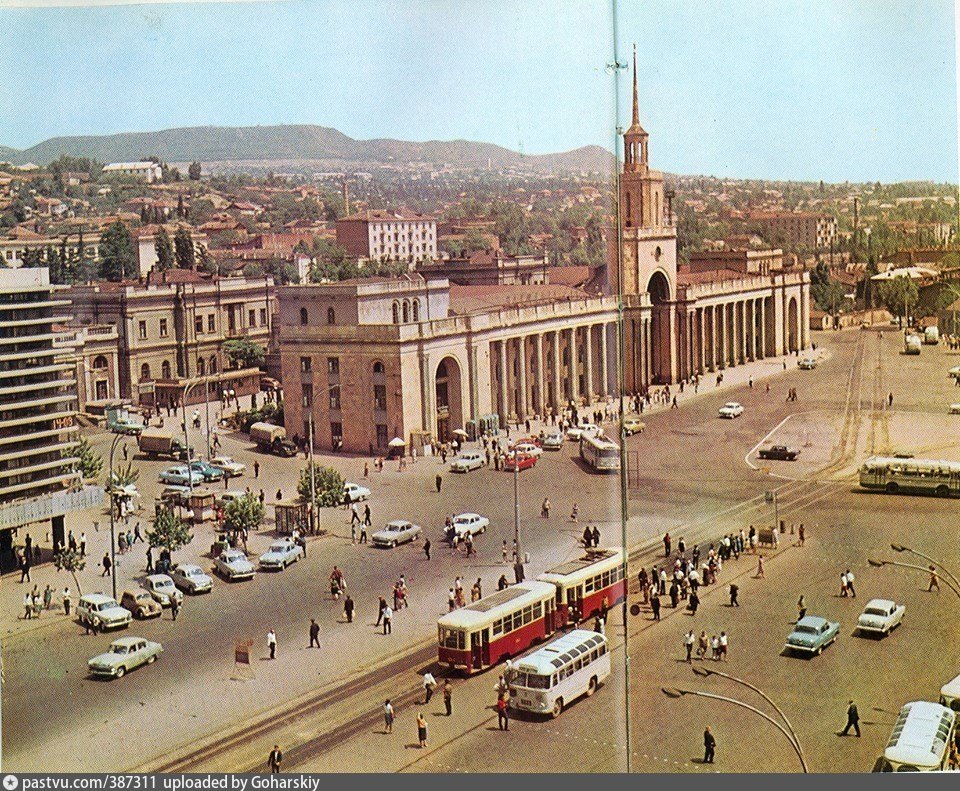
[448,284,591,314]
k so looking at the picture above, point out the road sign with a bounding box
[764,490,775,504]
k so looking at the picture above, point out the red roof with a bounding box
[547,266,590,287]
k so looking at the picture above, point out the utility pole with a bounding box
[308,412,316,534]
[852,196,860,265]
[512,447,524,583]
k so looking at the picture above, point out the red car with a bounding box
[504,453,537,472]
[513,436,543,448]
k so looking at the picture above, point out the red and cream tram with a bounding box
[537,546,627,629]
[438,581,556,674]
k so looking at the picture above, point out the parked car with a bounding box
[215,548,256,581]
[510,442,543,458]
[158,466,204,486]
[949,365,960,380]
[216,489,248,506]
[950,404,960,415]
[259,539,304,570]
[143,574,184,607]
[542,431,565,450]
[372,520,422,548]
[76,593,132,631]
[504,453,537,472]
[120,589,162,619]
[188,459,225,483]
[798,357,818,370]
[88,637,163,679]
[170,563,214,594]
[784,615,840,656]
[622,416,646,435]
[450,513,489,538]
[208,456,246,478]
[450,451,485,472]
[566,423,600,441]
[343,482,371,503]
[856,599,905,637]
[718,402,745,419]
[758,445,800,461]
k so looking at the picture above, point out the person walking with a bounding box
[43,584,53,611]
[170,595,180,621]
[650,591,661,621]
[663,532,672,557]
[541,498,550,518]
[798,524,805,546]
[423,671,437,704]
[840,571,849,597]
[684,630,695,663]
[841,700,861,736]
[435,473,442,493]
[496,695,509,731]
[363,503,371,528]
[253,460,260,479]
[755,554,765,579]
[719,631,728,661]
[267,629,277,659]
[383,699,394,733]
[696,630,708,660]
[703,727,716,763]
[928,566,941,593]
[443,679,453,716]
[591,525,600,548]
[845,569,856,598]
[382,604,392,634]
[570,503,579,523]
[729,583,739,607]
[309,618,321,648]
[376,596,387,627]
[19,553,31,583]
[688,590,700,615]
[267,745,282,773]
[344,594,355,623]
[101,552,111,577]
[416,711,428,748]
[797,595,807,622]
[146,546,154,573]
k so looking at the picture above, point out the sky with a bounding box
[1,0,957,183]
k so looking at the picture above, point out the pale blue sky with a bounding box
[1,0,957,182]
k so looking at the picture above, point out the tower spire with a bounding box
[632,43,639,127]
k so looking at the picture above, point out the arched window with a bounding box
[391,301,400,324]
[161,360,171,379]
[140,363,151,381]
[373,361,385,374]
[197,358,206,376]
[412,299,420,322]
[402,300,410,323]
[92,355,108,370]
[327,307,336,325]
[300,307,309,325]
[209,356,218,374]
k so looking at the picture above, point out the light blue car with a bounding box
[258,539,304,570]
[784,615,840,656]
[158,466,204,486]
[189,460,225,483]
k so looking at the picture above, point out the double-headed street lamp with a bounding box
[106,432,127,601]
[868,557,960,600]
[890,543,960,592]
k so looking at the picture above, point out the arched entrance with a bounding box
[647,271,673,384]
[435,357,464,443]
[786,297,799,352]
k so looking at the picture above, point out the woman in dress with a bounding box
[416,711,428,748]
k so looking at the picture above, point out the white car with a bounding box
[949,365,960,380]
[372,520,422,548]
[259,539,304,570]
[542,432,564,450]
[510,442,543,458]
[566,423,600,441]
[76,593,132,631]
[950,404,960,415]
[215,548,256,581]
[88,637,162,679]
[798,357,818,370]
[216,489,248,506]
[856,598,905,637]
[451,513,489,538]
[343,482,371,503]
[144,574,184,607]
[718,402,744,418]
[170,563,214,594]
[208,456,246,477]
[450,451,485,472]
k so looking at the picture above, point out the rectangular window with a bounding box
[195,316,203,334]
[260,308,267,326]
[302,383,312,408]
[374,384,387,411]
[330,422,343,446]
[329,385,341,411]
[138,321,147,340]
[493,618,503,636]
[533,601,542,619]
[208,314,215,332]
[248,309,256,327]
[327,357,340,375]
[300,356,312,373]
[585,576,595,594]
[159,318,168,337]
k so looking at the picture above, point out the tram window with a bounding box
[493,619,503,636]
[585,577,595,593]
[533,601,542,619]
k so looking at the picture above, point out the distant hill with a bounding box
[1,125,615,174]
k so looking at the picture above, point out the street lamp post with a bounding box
[868,558,960,600]
[889,543,960,592]
[512,446,524,583]
[107,433,126,601]
[661,687,809,773]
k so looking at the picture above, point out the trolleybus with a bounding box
[579,434,620,472]
[879,701,955,772]
[536,547,627,629]
[508,629,611,718]
[859,456,960,498]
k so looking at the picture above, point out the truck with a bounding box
[138,428,190,461]
[923,326,940,345]
[904,333,922,355]
[105,406,144,436]
[249,422,297,457]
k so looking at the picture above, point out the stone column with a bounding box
[517,335,528,419]
[645,318,653,385]
[759,298,767,358]
[801,288,811,349]
[498,339,508,424]
[599,323,609,397]
[583,325,594,406]
[698,308,706,373]
[740,301,748,363]
[568,327,579,405]
[717,304,726,369]
[551,330,562,410]
[534,332,545,416]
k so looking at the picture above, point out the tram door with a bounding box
[471,628,490,670]
[567,585,584,623]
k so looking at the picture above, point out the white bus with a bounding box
[879,701,955,772]
[508,629,610,718]
[859,456,960,498]
[579,434,620,472]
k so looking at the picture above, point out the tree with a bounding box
[876,276,919,324]
[67,436,103,481]
[297,463,344,507]
[147,508,193,554]
[174,226,195,269]
[223,337,265,369]
[188,161,202,181]
[223,493,264,536]
[98,220,137,281]
[154,227,174,272]
[53,548,86,595]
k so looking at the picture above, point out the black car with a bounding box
[758,445,799,461]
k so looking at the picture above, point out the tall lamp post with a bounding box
[106,433,126,601]
[512,446,524,583]
[868,557,960,600]
[889,543,960,592]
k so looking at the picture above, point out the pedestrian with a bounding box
[697,630,708,660]
[146,546,154,573]
[928,565,941,593]
[678,536,686,555]
[719,631,728,661]
[840,571,849,597]
[416,711,428,747]
[845,568,856,598]
[363,504,371,528]
[650,591,661,621]
[663,532,672,557]
[729,583,739,607]
[443,679,453,716]
[471,578,482,602]
[79,532,87,556]
[841,700,861,737]
[685,630,695,663]
[376,596,387,626]
[267,628,277,659]
[267,745,282,774]
[23,592,33,620]
[383,700,394,733]
[436,473,442,493]
[423,671,437,704]
[711,634,720,660]
[382,604,392,634]
[755,554,765,579]
[570,503,579,522]
[309,618,321,647]
[669,581,679,609]
[541,498,550,518]
[591,525,600,548]
[43,584,53,611]
[344,594,354,623]
[703,727,716,763]
[448,588,456,611]
[502,541,509,564]
[101,552,111,577]
[170,595,180,621]
[497,574,509,591]
[423,538,431,561]
[363,461,369,479]
[18,553,31,583]
[496,695,509,731]
[797,595,806,622]
[798,524,805,546]
[688,590,700,615]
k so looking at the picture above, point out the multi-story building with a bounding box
[418,249,550,286]
[336,210,437,264]
[102,161,163,183]
[70,271,275,408]
[55,323,121,413]
[686,248,784,277]
[0,268,93,557]
[0,227,100,268]
[752,211,837,251]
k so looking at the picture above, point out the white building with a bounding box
[102,161,163,183]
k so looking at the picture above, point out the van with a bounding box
[879,700,955,772]
[939,673,960,712]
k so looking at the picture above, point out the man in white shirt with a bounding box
[267,629,277,659]
[423,671,436,703]
[684,630,695,663]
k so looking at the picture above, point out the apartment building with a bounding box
[752,211,837,250]
[336,210,437,264]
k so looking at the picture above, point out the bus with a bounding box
[859,456,960,498]
[537,547,628,629]
[879,701,955,772]
[579,434,620,472]
[508,629,611,718]
[438,581,556,674]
